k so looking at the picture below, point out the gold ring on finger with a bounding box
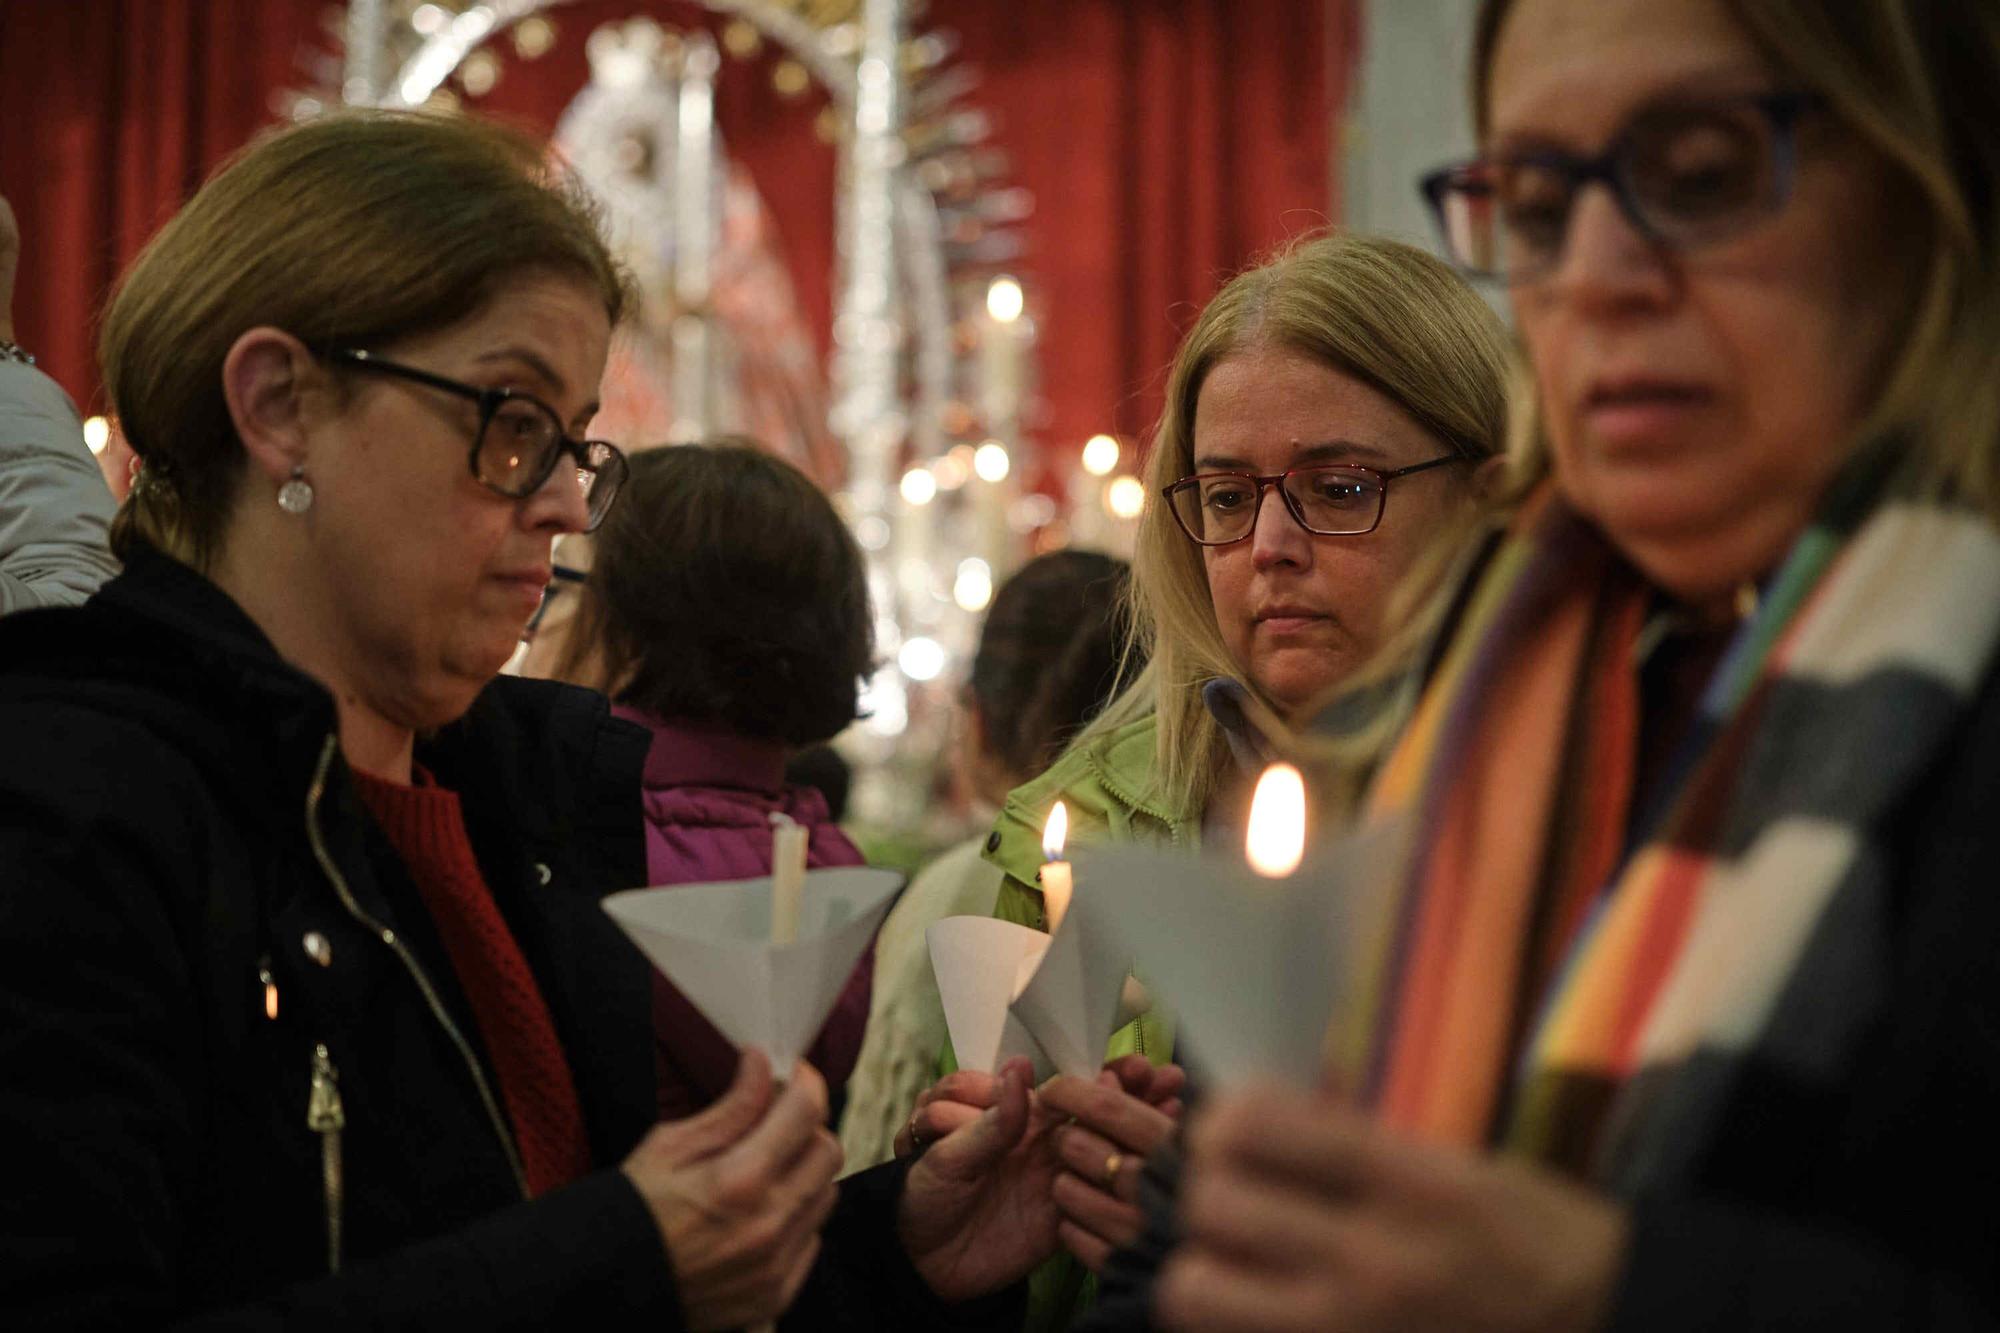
[1103,1151,1124,1190]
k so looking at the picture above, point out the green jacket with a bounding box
[969,713,1198,1331]
[981,712,1196,1066]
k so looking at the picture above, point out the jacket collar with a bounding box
[611,705,789,796]
[93,545,331,705]
[3,544,647,887]
[1200,677,1278,773]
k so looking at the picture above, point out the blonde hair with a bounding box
[1472,0,2000,515]
[1080,231,1512,821]
[100,110,632,569]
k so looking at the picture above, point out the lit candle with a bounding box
[1039,800,1073,934]
[769,812,808,945]
[1245,763,1306,878]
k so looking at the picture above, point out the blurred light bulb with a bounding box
[931,452,971,491]
[973,441,1011,483]
[860,669,909,737]
[459,50,500,96]
[1105,475,1146,520]
[953,558,994,612]
[854,515,892,550]
[773,59,810,98]
[1081,433,1120,477]
[513,16,557,59]
[1009,493,1058,531]
[82,416,111,455]
[899,636,947,681]
[986,276,1024,324]
[900,467,938,506]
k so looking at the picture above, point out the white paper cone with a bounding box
[1007,905,1130,1078]
[1070,822,1402,1088]
[603,867,904,1072]
[926,916,1055,1076]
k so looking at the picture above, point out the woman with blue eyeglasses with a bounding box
[1151,1,2000,1331]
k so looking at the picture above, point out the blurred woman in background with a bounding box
[531,439,879,1123]
[841,549,1137,1171]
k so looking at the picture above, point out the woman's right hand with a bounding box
[620,1049,843,1331]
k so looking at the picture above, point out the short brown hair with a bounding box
[555,441,876,746]
[99,110,632,567]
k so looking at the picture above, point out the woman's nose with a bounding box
[1250,484,1312,570]
[521,454,593,534]
[1544,184,1674,313]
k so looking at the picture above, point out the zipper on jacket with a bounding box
[307,1042,346,1273]
[303,734,530,1199]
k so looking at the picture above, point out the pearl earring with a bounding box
[277,464,314,515]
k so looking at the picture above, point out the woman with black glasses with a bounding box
[0,110,1067,1331]
[1156,1,2000,1331]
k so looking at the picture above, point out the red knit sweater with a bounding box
[350,765,592,1197]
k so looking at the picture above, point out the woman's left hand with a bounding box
[1155,1085,1630,1333]
[1041,1055,1187,1271]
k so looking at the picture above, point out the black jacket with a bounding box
[0,549,1009,1330]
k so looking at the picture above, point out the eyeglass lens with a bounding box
[1171,468,1385,543]
[1434,99,1786,278]
[474,400,623,528]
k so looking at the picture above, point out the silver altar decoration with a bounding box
[341,0,388,105]
[670,32,721,441]
[827,0,908,534]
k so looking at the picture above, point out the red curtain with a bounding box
[0,0,1349,473]
[0,0,332,414]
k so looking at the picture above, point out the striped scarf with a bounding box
[1347,448,2000,1187]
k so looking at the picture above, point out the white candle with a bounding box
[1040,801,1073,935]
[769,812,808,945]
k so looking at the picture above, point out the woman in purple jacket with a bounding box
[534,440,877,1121]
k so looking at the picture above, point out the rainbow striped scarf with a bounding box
[1346,453,2000,1185]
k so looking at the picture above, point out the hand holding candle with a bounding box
[1040,801,1073,934]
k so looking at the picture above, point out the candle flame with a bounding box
[1245,763,1306,877]
[1042,801,1069,861]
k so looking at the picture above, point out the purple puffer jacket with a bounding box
[614,705,874,1122]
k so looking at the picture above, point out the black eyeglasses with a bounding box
[1420,90,1822,282]
[327,348,628,531]
[1163,455,1464,546]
